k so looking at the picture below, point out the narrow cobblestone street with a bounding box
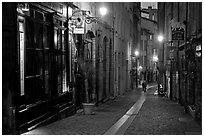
[124,86,202,135]
[23,83,201,135]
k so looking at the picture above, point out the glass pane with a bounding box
[62,30,65,51]
[26,19,34,48]
[57,55,62,94]
[35,75,44,100]
[35,11,43,20]
[58,84,62,94]
[35,22,43,49]
[57,55,62,80]
[54,29,58,49]
[35,51,43,76]
[57,29,62,50]
[44,49,51,96]
[44,49,50,75]
[45,75,50,95]
[43,26,48,49]
[26,49,35,76]
[62,55,67,92]
[25,77,35,104]
[47,26,52,49]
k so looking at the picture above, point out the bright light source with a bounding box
[153,56,158,62]
[138,66,143,70]
[158,35,164,42]
[99,7,107,16]
[135,50,139,56]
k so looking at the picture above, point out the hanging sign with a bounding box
[69,15,85,34]
[172,28,184,40]
[73,17,85,34]
[170,19,185,40]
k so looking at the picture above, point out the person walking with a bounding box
[142,80,147,92]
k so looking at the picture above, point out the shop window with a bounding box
[19,9,70,106]
[26,49,35,76]
[54,19,68,95]
[35,11,43,20]
[20,11,53,104]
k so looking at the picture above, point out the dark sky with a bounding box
[141,2,157,9]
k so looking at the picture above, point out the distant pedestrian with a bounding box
[142,80,147,92]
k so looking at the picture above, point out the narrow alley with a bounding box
[2,2,202,135]
[23,84,202,135]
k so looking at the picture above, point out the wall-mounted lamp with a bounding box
[69,7,108,25]
[17,3,29,13]
[22,3,29,12]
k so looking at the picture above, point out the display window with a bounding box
[18,6,71,106]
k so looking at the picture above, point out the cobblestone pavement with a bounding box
[23,82,201,135]
[124,86,202,135]
[23,85,145,135]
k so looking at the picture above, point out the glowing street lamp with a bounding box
[99,7,107,16]
[153,55,158,62]
[158,35,164,42]
[138,66,143,70]
[69,6,108,25]
[135,50,139,57]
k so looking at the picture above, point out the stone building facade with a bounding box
[158,2,202,122]
[140,6,158,83]
[2,2,141,134]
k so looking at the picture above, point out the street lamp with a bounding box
[135,50,139,57]
[157,34,165,96]
[69,7,108,25]
[138,65,143,70]
[158,35,164,42]
[99,7,107,16]
[153,55,158,62]
[135,50,139,88]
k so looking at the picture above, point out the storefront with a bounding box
[3,2,77,134]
